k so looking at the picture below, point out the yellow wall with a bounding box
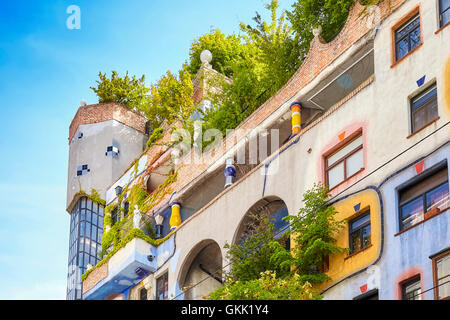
[444,56,450,117]
[317,188,382,291]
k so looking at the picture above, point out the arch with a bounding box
[178,239,223,300]
[232,196,290,246]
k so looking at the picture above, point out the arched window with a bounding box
[139,287,148,300]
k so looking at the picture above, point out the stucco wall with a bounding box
[66,119,147,210]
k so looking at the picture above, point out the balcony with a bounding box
[82,213,175,300]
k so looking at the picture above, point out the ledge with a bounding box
[435,21,450,35]
[407,117,440,139]
[390,43,423,69]
[344,244,373,261]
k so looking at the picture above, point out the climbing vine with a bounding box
[84,170,179,283]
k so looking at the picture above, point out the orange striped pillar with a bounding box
[290,102,302,136]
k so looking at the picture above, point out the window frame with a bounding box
[401,275,422,300]
[391,7,423,67]
[398,165,449,232]
[139,287,148,300]
[409,83,439,135]
[156,272,169,300]
[432,249,450,300]
[324,131,364,191]
[439,0,450,28]
[394,13,422,62]
[348,210,372,255]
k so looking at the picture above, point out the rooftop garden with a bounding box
[90,1,380,148]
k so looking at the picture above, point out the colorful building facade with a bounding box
[68,0,449,300]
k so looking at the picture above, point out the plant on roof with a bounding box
[90,71,150,113]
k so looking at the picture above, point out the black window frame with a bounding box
[111,207,118,227]
[439,0,450,28]
[410,83,439,134]
[139,287,148,300]
[348,210,371,255]
[123,201,129,217]
[394,13,421,61]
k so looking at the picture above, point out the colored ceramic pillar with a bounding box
[290,102,302,136]
[224,158,236,188]
[169,202,182,230]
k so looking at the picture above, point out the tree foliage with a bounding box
[224,212,292,282]
[146,65,195,127]
[284,183,347,285]
[90,71,149,113]
[208,271,320,300]
[208,183,345,300]
[203,0,300,134]
[288,0,355,59]
[188,29,244,78]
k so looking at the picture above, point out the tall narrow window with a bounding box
[156,273,169,300]
[439,0,450,28]
[410,84,438,134]
[395,13,421,61]
[432,250,450,300]
[349,210,371,255]
[401,276,422,300]
[325,134,364,190]
[399,165,449,231]
[123,202,129,218]
[139,287,148,300]
[111,208,118,227]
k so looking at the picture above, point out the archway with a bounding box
[179,239,223,300]
[233,196,290,247]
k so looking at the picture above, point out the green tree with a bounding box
[188,29,244,78]
[146,64,195,127]
[203,0,300,135]
[90,71,150,113]
[207,183,345,300]
[288,0,355,59]
[284,183,347,285]
[224,212,291,282]
[208,271,320,300]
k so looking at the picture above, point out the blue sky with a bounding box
[0,0,296,299]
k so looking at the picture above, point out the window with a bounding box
[105,143,119,158]
[76,164,90,176]
[399,166,449,231]
[139,287,148,300]
[410,84,438,134]
[395,13,421,61]
[349,210,371,254]
[156,273,168,300]
[401,276,422,300]
[439,0,450,28]
[111,208,118,227]
[123,201,129,217]
[432,250,450,300]
[325,134,364,190]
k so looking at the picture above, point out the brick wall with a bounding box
[68,102,147,142]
